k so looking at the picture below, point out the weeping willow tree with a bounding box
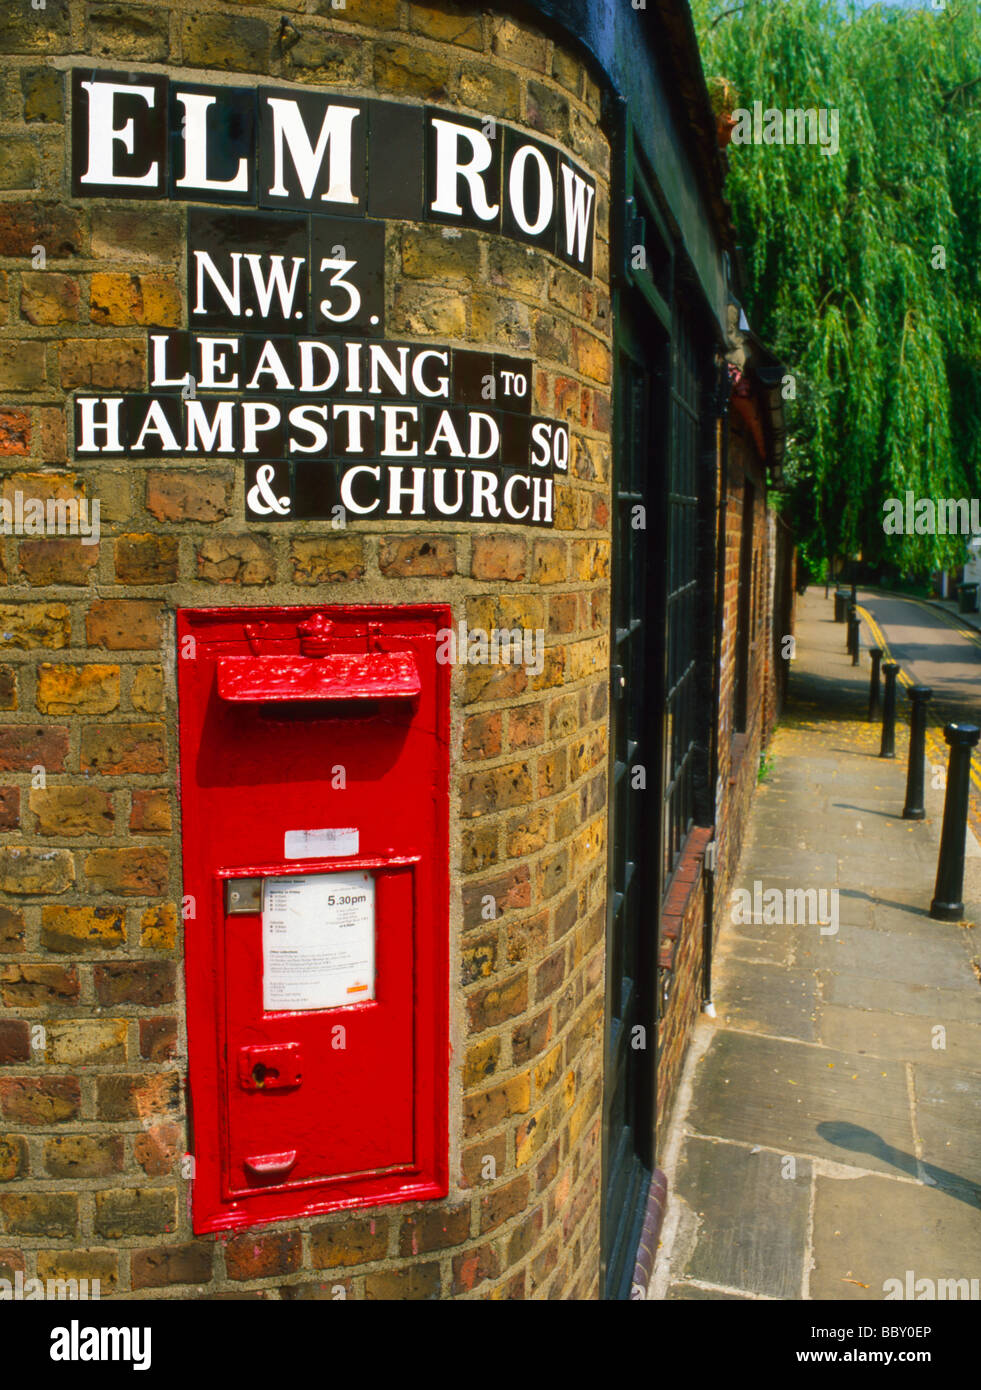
[691,0,981,576]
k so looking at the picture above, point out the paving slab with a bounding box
[912,1062,981,1197]
[689,1030,915,1175]
[743,848,840,882]
[816,1004,981,1072]
[713,959,820,1042]
[674,1138,811,1298]
[810,1173,981,1300]
[846,859,944,896]
[716,929,797,968]
[821,972,981,1024]
[813,921,975,991]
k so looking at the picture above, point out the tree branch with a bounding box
[710,4,750,30]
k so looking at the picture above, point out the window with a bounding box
[661,315,703,885]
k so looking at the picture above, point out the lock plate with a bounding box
[225,877,262,915]
[238,1042,302,1091]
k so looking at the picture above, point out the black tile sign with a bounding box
[74,332,565,523]
[69,70,595,527]
[71,70,596,272]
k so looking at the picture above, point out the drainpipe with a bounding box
[703,368,729,1017]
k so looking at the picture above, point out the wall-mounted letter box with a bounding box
[177,605,450,1232]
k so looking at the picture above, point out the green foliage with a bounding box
[693,0,981,575]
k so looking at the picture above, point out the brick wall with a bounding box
[0,0,611,1300]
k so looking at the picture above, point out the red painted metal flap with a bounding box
[216,652,421,702]
[243,1151,299,1180]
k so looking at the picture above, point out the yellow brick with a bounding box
[140,903,177,950]
[47,1019,127,1065]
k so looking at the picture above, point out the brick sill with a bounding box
[658,825,713,971]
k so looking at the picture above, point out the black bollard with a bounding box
[930,723,981,920]
[868,647,883,720]
[902,686,932,820]
[848,609,860,665]
[846,602,856,651]
[850,581,857,606]
[879,662,899,758]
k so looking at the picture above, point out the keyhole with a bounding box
[252,1063,279,1088]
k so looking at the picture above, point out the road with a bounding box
[857,589,981,816]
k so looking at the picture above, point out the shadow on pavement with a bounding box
[816,1122,981,1208]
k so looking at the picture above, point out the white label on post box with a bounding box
[262,871,375,1011]
[284,827,359,859]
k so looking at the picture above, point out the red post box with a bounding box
[176,605,450,1232]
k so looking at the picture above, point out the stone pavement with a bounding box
[651,587,981,1301]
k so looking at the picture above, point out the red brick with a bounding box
[18,536,100,585]
[471,537,527,581]
[80,723,166,775]
[467,972,528,1033]
[310,1217,389,1269]
[363,1263,441,1299]
[462,712,502,761]
[0,1020,30,1064]
[224,1230,302,1281]
[139,1017,178,1061]
[0,724,68,772]
[130,789,171,834]
[508,705,545,750]
[59,338,145,391]
[0,409,30,456]
[451,1243,501,1294]
[399,1201,471,1255]
[0,963,79,1007]
[96,1073,180,1122]
[20,272,79,326]
[0,1077,80,1125]
[114,534,178,584]
[0,204,82,259]
[479,1174,530,1234]
[145,472,232,522]
[94,961,175,1005]
[134,1122,182,1177]
[0,788,19,829]
[460,1134,507,1190]
[0,1248,26,1280]
[84,848,169,896]
[131,1244,214,1291]
[86,600,162,651]
[462,865,531,928]
[379,536,456,577]
[0,906,25,953]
